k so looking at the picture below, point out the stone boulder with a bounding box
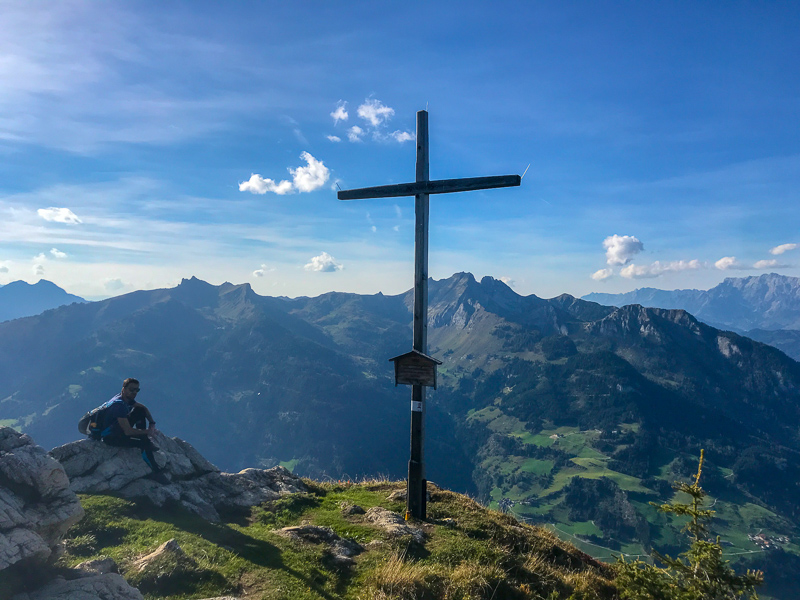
[0,427,84,571]
[277,525,363,565]
[50,433,307,522]
[10,573,143,600]
[365,506,425,543]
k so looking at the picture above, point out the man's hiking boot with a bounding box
[147,471,171,485]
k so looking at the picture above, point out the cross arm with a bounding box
[337,174,521,201]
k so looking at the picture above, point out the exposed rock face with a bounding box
[50,433,307,522]
[10,573,144,600]
[0,427,84,571]
[277,525,363,565]
[74,556,119,576]
[365,507,424,543]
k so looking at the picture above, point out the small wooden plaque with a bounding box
[389,350,442,389]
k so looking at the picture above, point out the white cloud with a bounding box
[290,152,330,192]
[239,152,329,195]
[37,207,82,224]
[621,259,702,279]
[253,263,276,278]
[304,252,343,272]
[327,135,341,142]
[394,205,402,219]
[357,99,395,127]
[50,248,67,258]
[499,276,516,287]
[591,268,613,281]
[347,126,364,142]
[33,253,47,262]
[331,101,348,124]
[391,130,415,143]
[104,278,124,292]
[715,256,749,270]
[33,264,44,276]
[770,243,798,255]
[0,265,8,274]
[603,234,643,266]
[239,174,294,195]
[754,259,788,269]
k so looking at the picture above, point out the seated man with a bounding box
[101,378,169,484]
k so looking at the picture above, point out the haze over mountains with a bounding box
[0,279,85,322]
[584,273,800,360]
[2,272,800,594]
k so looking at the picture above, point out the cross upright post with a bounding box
[409,110,429,520]
[338,110,520,519]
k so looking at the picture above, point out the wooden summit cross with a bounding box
[338,110,520,519]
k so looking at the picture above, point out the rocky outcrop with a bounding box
[10,573,143,600]
[0,427,84,571]
[365,507,424,543]
[50,433,308,522]
[277,525,363,565]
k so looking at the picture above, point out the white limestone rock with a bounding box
[10,573,143,600]
[365,506,425,543]
[50,434,307,522]
[0,427,84,571]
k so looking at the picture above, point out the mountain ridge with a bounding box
[0,279,86,322]
[583,273,800,332]
[1,272,799,595]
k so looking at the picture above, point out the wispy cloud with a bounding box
[754,259,789,269]
[591,268,613,281]
[50,248,67,258]
[253,263,276,277]
[239,152,329,195]
[715,256,749,270]
[603,234,643,266]
[391,130,415,143]
[0,3,269,152]
[347,126,364,142]
[304,252,343,272]
[38,207,82,224]
[327,135,341,142]
[331,101,348,124]
[239,175,294,195]
[620,259,702,279]
[357,99,394,127]
[104,278,124,292]
[770,243,798,255]
[499,276,516,287]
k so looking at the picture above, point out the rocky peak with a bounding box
[586,304,703,342]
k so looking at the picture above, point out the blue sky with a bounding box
[1,1,798,300]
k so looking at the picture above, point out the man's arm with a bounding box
[117,417,150,437]
[133,402,156,428]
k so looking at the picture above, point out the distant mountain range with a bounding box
[583,273,800,360]
[0,279,86,322]
[1,273,799,595]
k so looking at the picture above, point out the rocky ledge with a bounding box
[50,432,307,522]
[0,428,84,571]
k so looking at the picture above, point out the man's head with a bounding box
[121,378,140,402]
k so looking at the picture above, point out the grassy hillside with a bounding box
[6,481,617,600]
